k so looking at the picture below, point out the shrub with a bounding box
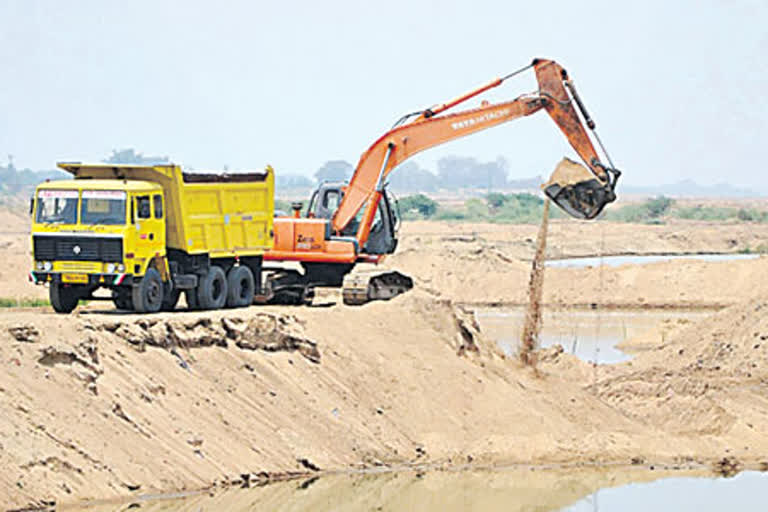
[399,194,439,218]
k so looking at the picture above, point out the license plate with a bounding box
[62,273,88,284]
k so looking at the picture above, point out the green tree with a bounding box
[399,194,438,218]
[646,196,674,218]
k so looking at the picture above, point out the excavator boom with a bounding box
[334,58,619,243]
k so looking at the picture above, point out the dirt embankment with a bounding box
[1,294,767,510]
[385,222,768,307]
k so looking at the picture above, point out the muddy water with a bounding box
[475,308,711,363]
[546,253,760,268]
[68,469,768,511]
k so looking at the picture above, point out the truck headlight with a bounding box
[36,261,44,270]
[106,263,116,273]
[117,263,125,272]
[43,261,53,271]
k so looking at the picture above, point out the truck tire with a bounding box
[112,288,133,311]
[196,266,228,310]
[50,283,80,314]
[185,289,199,310]
[226,265,255,308]
[132,268,164,313]
[161,286,181,311]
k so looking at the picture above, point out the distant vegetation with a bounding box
[0,298,50,308]
[0,157,66,196]
[395,193,768,226]
[398,192,562,224]
[602,196,768,225]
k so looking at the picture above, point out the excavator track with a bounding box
[342,270,414,306]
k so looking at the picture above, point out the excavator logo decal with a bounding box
[451,108,510,131]
[297,234,321,251]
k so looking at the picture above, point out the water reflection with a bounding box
[67,468,767,512]
[565,471,768,511]
[475,308,710,364]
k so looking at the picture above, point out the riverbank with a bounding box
[1,292,767,509]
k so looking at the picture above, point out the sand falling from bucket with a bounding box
[520,199,550,368]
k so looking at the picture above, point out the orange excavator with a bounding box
[263,58,621,305]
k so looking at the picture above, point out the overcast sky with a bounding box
[1,0,766,189]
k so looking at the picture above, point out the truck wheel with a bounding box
[185,289,199,310]
[132,268,164,313]
[226,265,255,308]
[161,286,181,311]
[197,266,228,310]
[50,283,80,314]
[112,288,133,311]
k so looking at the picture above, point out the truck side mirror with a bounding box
[29,198,34,216]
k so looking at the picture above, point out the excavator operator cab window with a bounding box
[323,190,340,211]
[312,186,344,220]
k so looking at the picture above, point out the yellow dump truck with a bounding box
[30,163,274,313]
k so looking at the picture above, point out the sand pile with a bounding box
[586,299,768,438]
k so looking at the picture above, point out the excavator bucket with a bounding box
[542,158,616,220]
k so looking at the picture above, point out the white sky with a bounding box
[1,0,766,189]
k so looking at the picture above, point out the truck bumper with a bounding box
[29,272,134,287]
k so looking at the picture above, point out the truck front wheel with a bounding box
[50,283,80,314]
[112,288,133,311]
[132,268,164,313]
[197,266,228,310]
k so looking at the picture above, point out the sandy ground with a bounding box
[2,211,768,509]
[1,294,767,509]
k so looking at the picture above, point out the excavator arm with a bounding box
[333,58,620,244]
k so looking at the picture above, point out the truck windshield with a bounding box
[80,190,127,225]
[36,190,79,224]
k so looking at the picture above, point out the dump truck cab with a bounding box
[31,178,166,292]
[30,162,274,314]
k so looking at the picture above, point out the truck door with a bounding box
[132,194,165,274]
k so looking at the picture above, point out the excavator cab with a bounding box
[307,183,343,220]
[308,182,399,255]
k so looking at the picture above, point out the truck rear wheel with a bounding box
[197,266,228,310]
[132,268,164,313]
[50,283,80,314]
[185,289,199,310]
[226,265,255,308]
